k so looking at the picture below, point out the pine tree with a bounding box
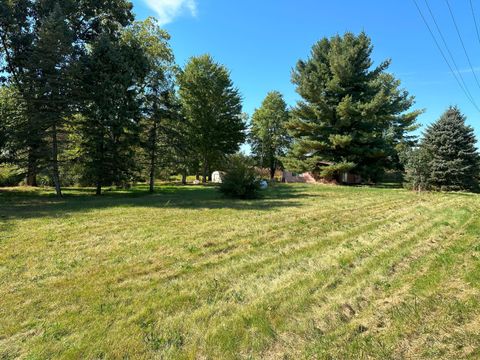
[284,32,421,182]
[422,106,480,191]
[0,0,135,188]
[250,91,291,180]
[178,55,245,183]
[79,34,146,195]
[28,3,74,196]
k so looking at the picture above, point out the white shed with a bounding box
[212,171,225,183]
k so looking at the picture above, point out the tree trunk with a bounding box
[270,157,277,181]
[96,182,102,196]
[149,163,155,193]
[182,171,187,185]
[270,166,276,181]
[26,150,37,187]
[202,157,208,184]
[149,118,158,194]
[149,146,155,193]
[51,124,62,197]
[207,163,212,182]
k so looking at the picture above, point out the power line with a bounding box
[412,0,480,112]
[445,0,480,91]
[469,0,480,48]
[423,0,477,105]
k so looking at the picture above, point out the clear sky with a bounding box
[130,0,480,140]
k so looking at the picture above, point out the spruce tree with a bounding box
[422,106,479,191]
[284,32,421,182]
[250,91,291,180]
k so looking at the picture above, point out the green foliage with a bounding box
[0,86,27,163]
[178,55,245,182]
[320,161,355,180]
[78,33,147,194]
[123,19,183,192]
[0,0,135,189]
[284,32,421,182]
[422,106,479,192]
[250,91,291,179]
[219,154,261,199]
[0,164,23,186]
[403,107,480,192]
[403,146,432,191]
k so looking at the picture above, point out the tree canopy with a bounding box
[284,32,421,182]
[250,91,291,179]
[178,54,245,183]
[422,106,479,191]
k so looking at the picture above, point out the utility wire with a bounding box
[445,0,480,91]
[412,0,480,112]
[424,0,477,105]
[469,0,480,48]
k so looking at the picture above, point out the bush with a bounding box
[0,164,23,187]
[219,155,261,199]
[403,147,432,191]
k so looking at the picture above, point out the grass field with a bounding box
[1,184,480,359]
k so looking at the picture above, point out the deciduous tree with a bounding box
[178,55,245,183]
[250,91,290,180]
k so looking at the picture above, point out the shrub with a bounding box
[0,164,23,187]
[403,147,432,191]
[219,155,261,199]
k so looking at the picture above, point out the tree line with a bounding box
[0,1,245,196]
[1,2,478,195]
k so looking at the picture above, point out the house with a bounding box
[282,161,331,184]
[282,171,316,183]
[282,161,362,185]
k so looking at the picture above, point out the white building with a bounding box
[211,171,225,184]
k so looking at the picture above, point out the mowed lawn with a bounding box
[1,184,480,359]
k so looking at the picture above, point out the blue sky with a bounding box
[131,0,480,139]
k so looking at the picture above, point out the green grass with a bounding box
[1,184,480,359]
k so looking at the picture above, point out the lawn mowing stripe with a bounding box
[194,199,461,358]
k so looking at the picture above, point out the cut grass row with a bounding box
[0,184,479,359]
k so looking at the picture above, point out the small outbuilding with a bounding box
[211,171,225,184]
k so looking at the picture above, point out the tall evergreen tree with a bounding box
[79,34,147,195]
[0,0,134,188]
[422,106,479,191]
[284,32,421,182]
[250,91,291,180]
[28,3,74,196]
[178,55,245,183]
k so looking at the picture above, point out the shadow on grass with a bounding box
[0,184,321,221]
[371,182,404,189]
